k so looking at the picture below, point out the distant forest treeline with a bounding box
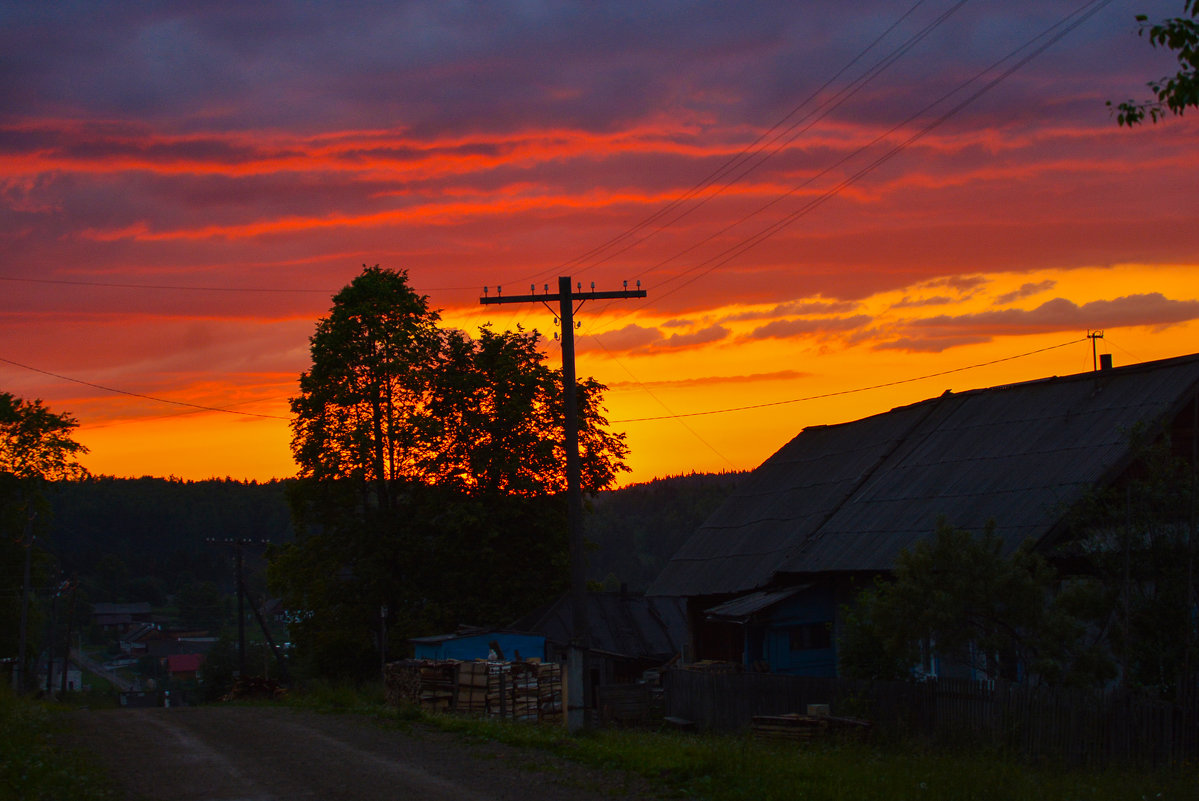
[43,471,745,608]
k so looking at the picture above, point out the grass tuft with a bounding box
[0,685,117,801]
[278,683,1198,801]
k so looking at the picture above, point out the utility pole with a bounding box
[62,579,77,695]
[14,509,34,693]
[1088,330,1104,371]
[481,276,646,732]
[207,537,289,683]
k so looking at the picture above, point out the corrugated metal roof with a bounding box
[704,585,809,622]
[513,592,688,660]
[649,353,1199,598]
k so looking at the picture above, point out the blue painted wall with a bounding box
[412,632,545,662]
[748,585,837,676]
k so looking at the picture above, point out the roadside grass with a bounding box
[0,685,117,801]
[283,682,1197,801]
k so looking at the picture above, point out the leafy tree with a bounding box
[272,266,628,680]
[1110,2,1199,124]
[175,580,230,631]
[1,393,87,686]
[1062,435,1198,699]
[839,520,1114,687]
[0,394,89,483]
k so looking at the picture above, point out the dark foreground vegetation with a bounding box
[150,681,1199,801]
[7,679,1194,801]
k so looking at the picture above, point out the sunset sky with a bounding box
[2,0,1197,485]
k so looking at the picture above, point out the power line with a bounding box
[0,356,291,420]
[570,0,968,277]
[637,0,1116,308]
[0,275,477,294]
[612,337,1087,423]
[506,0,944,288]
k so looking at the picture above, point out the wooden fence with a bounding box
[662,670,1199,766]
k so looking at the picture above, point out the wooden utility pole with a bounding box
[207,538,288,683]
[1088,330,1104,371]
[481,276,645,731]
[14,509,33,693]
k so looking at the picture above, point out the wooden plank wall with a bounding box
[663,670,1199,766]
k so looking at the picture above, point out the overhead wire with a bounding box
[507,0,943,288]
[4,1,1120,447]
[581,0,1114,335]
[611,337,1088,423]
[639,0,1118,308]
[570,0,969,276]
[0,356,291,420]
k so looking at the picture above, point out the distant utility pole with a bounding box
[13,508,34,693]
[207,538,289,683]
[1088,330,1104,371]
[481,275,646,731]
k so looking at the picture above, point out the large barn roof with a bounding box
[649,353,1199,599]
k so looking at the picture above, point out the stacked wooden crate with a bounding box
[536,661,563,723]
[456,660,490,714]
[383,660,455,711]
[418,661,457,711]
[750,712,872,743]
[385,658,563,723]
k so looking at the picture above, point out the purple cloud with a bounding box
[746,314,872,341]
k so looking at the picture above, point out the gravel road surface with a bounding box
[66,706,660,801]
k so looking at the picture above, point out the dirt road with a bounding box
[66,706,658,801]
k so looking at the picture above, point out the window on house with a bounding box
[789,622,832,651]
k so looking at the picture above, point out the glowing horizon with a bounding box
[2,1,1197,486]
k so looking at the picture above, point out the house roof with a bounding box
[704,585,809,622]
[93,602,152,616]
[165,653,205,673]
[649,353,1199,598]
[511,592,688,661]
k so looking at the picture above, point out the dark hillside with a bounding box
[39,472,743,605]
[45,477,294,603]
[584,472,747,592]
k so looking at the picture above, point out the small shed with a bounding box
[513,591,688,684]
[37,657,83,693]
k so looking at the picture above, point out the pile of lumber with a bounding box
[383,660,455,710]
[456,660,490,713]
[222,676,286,701]
[750,712,872,743]
[384,659,562,723]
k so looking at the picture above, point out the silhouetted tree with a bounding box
[839,520,1114,687]
[1110,2,1199,124]
[272,266,628,680]
[1,393,87,686]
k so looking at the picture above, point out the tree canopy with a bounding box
[839,520,1114,687]
[0,393,88,484]
[1,393,88,681]
[1110,2,1199,124]
[272,265,629,680]
[1062,435,1199,699]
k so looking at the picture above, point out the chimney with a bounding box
[1100,354,1113,371]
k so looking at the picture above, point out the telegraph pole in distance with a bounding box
[207,537,288,682]
[1088,330,1104,372]
[481,275,645,731]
